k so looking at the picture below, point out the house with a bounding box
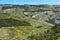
[32,16,36,19]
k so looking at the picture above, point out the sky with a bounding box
[0,0,60,5]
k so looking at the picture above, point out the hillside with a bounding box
[0,4,60,40]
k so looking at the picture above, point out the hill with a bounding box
[0,4,60,40]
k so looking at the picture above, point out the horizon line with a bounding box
[0,4,60,5]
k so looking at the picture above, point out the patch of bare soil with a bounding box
[0,27,13,40]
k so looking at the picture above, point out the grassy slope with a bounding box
[0,6,60,40]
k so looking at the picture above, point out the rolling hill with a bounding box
[0,4,60,40]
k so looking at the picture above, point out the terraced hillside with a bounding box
[0,4,60,40]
